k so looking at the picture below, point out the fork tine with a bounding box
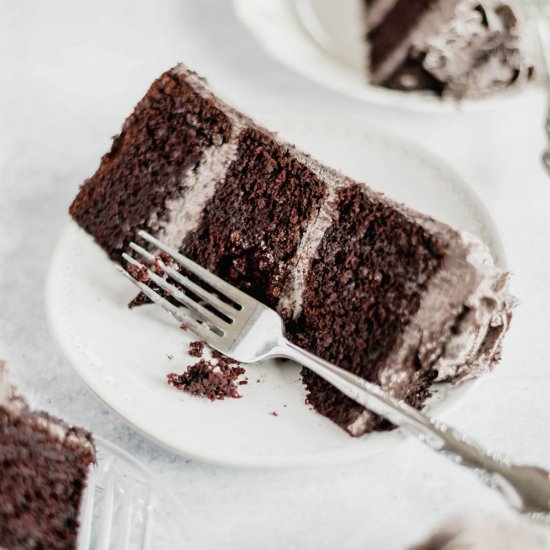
[122,253,230,330]
[117,265,220,343]
[138,230,255,308]
[129,242,239,318]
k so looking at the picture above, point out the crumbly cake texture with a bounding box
[0,362,96,549]
[70,64,515,436]
[168,344,246,400]
[188,340,206,358]
[365,0,536,99]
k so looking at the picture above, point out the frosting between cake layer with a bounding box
[277,179,345,319]
[153,138,241,249]
[149,67,247,248]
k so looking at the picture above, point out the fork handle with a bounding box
[280,339,550,521]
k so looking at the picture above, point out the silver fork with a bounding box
[119,230,550,522]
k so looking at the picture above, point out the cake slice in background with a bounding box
[70,64,514,436]
[364,0,537,98]
[0,362,96,549]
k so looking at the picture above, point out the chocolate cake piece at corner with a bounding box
[70,64,514,436]
[0,362,96,549]
[363,0,536,99]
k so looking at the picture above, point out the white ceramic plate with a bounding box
[233,0,542,112]
[46,112,505,468]
[78,437,190,549]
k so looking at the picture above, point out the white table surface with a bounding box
[1,1,550,548]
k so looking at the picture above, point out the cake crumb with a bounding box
[128,292,150,309]
[180,323,188,331]
[211,350,239,365]
[151,251,174,275]
[158,251,172,264]
[270,411,278,417]
[167,354,173,360]
[127,251,180,309]
[188,340,206,358]
[127,263,150,283]
[151,258,164,275]
[167,359,246,401]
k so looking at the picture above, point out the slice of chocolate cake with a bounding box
[364,0,536,98]
[0,363,96,549]
[70,64,514,436]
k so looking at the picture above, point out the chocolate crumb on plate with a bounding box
[188,340,206,358]
[211,349,239,365]
[167,359,246,401]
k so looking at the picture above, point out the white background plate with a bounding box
[233,0,542,113]
[46,112,505,468]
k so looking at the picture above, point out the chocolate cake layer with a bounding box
[292,184,444,430]
[0,363,96,549]
[70,64,514,435]
[180,127,327,308]
[364,0,536,98]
